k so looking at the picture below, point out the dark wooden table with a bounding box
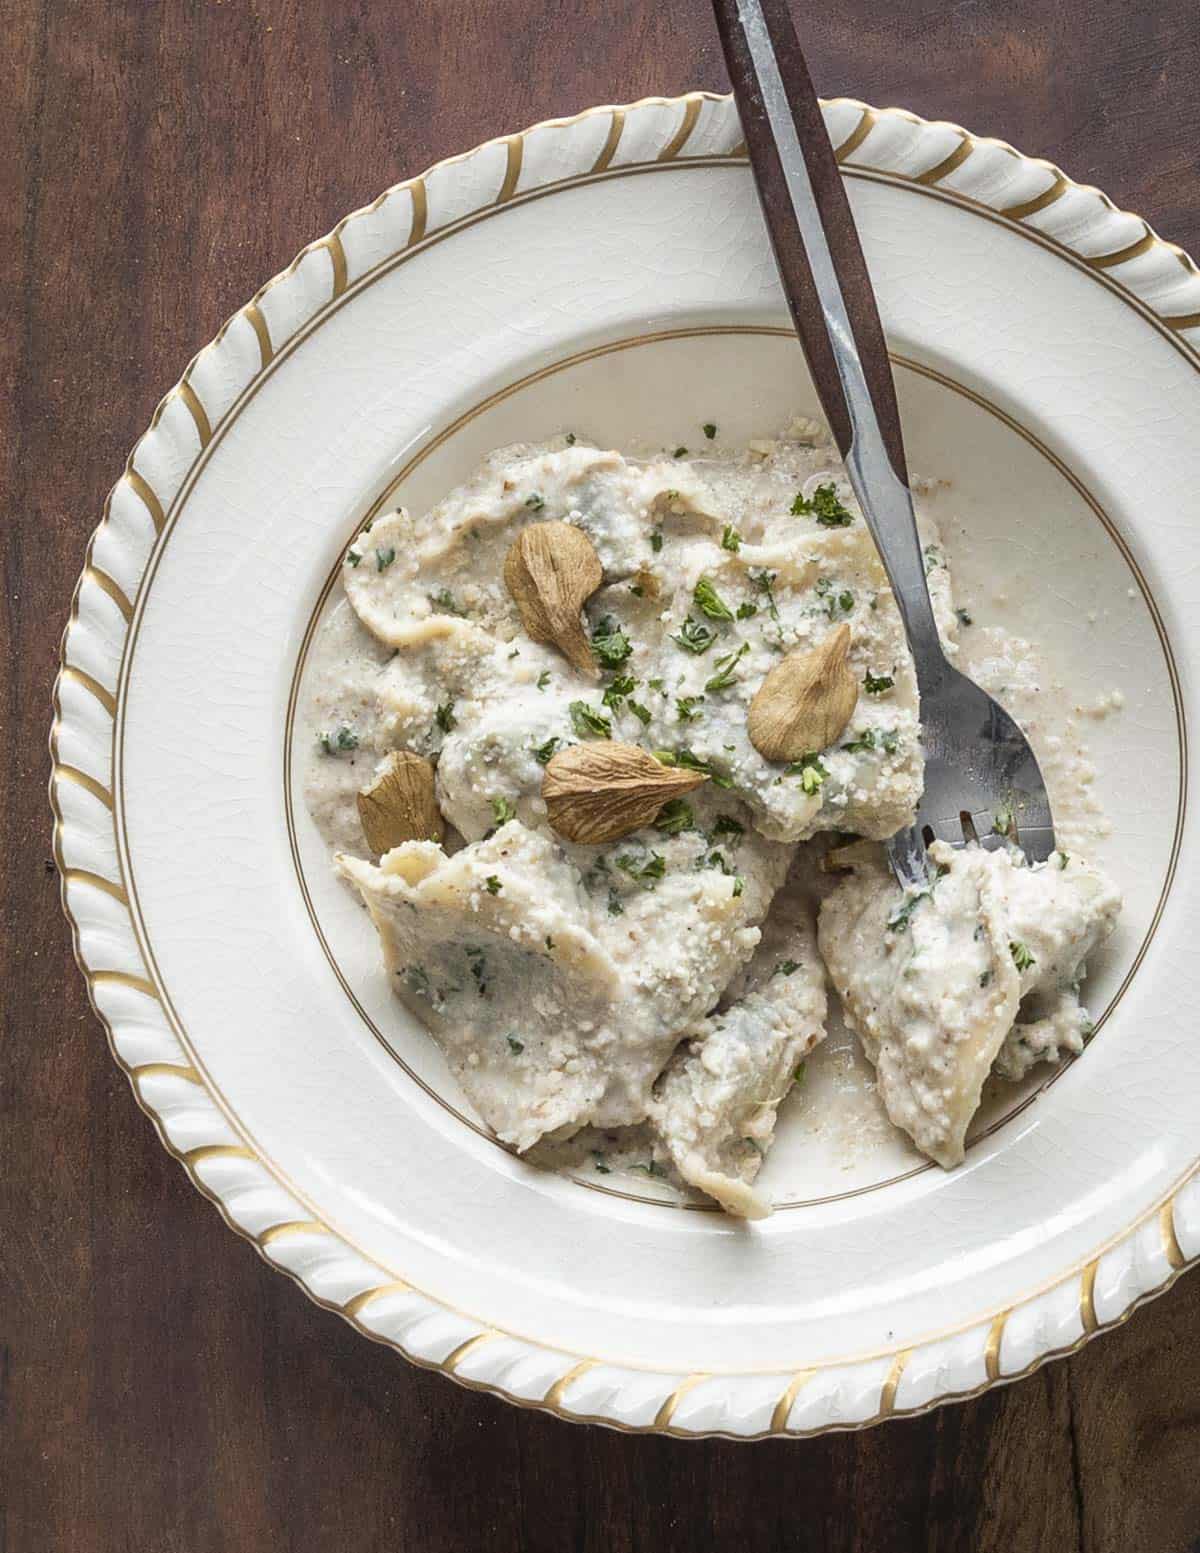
[6,2,1200,1548]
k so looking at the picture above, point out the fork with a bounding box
[713,0,1055,887]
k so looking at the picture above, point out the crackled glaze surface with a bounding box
[52,94,1199,1437]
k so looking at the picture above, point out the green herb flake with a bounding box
[720,523,742,553]
[923,545,943,574]
[732,876,744,897]
[565,432,576,446]
[711,814,744,841]
[435,700,457,733]
[627,700,652,726]
[1058,852,1070,870]
[748,569,780,621]
[591,616,632,668]
[320,726,359,755]
[616,852,666,887]
[602,674,637,711]
[506,1034,524,1054]
[792,482,853,526]
[773,959,800,978]
[594,1159,611,1174]
[536,670,551,691]
[532,736,560,765]
[428,586,464,616]
[887,889,929,933]
[703,422,717,440]
[655,799,695,835]
[864,672,894,695]
[736,601,758,620]
[650,528,664,554]
[376,546,397,572]
[606,888,625,917]
[346,549,362,567]
[631,1159,668,1178]
[705,641,750,692]
[979,970,993,988]
[693,576,735,621]
[1010,940,1036,973]
[673,446,688,459]
[485,876,502,895]
[992,800,1015,838]
[672,616,718,654]
[784,755,827,795]
[524,493,545,511]
[956,608,973,627]
[675,695,703,723]
[490,796,517,826]
[569,700,612,739]
[793,1062,806,1087]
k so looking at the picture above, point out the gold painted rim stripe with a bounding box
[1161,1200,1186,1269]
[177,380,213,448]
[1164,310,1200,333]
[85,565,133,622]
[1088,229,1156,270]
[658,95,702,161]
[407,179,428,245]
[1080,1260,1099,1333]
[63,869,128,905]
[590,109,625,174]
[770,1369,814,1433]
[999,173,1070,220]
[323,234,349,299]
[544,1358,597,1409]
[54,765,114,811]
[183,1144,255,1165]
[344,1280,412,1320]
[498,136,523,202]
[125,468,166,534]
[61,665,117,717]
[132,1062,203,1084]
[93,970,159,998]
[834,106,876,163]
[877,1350,911,1416]
[915,135,973,186]
[259,1219,328,1247]
[444,1331,502,1371]
[653,1372,708,1429]
[244,302,274,368]
[984,1313,1006,1380]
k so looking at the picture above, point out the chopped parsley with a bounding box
[616,852,666,887]
[631,1159,669,1179]
[524,493,545,511]
[748,569,780,621]
[606,888,624,916]
[320,726,359,755]
[923,545,943,574]
[710,814,744,841]
[1057,852,1070,870]
[732,876,744,896]
[706,849,735,876]
[774,959,800,978]
[658,748,734,789]
[593,1158,611,1174]
[841,727,898,756]
[506,1034,524,1054]
[792,482,853,526]
[864,671,894,695]
[565,432,576,445]
[721,523,742,553]
[537,670,551,691]
[703,421,717,439]
[736,601,758,620]
[650,528,664,554]
[1010,940,1036,972]
[673,446,688,458]
[404,965,431,999]
[675,695,703,722]
[346,549,362,567]
[979,970,993,988]
[887,889,929,933]
[672,616,718,654]
[992,800,1015,838]
[435,700,457,733]
[705,641,750,692]
[466,946,489,996]
[375,546,397,571]
[785,755,827,795]
[793,1062,806,1087]
[627,700,652,726]
[602,674,637,711]
[693,576,735,621]
[490,795,517,826]
[485,876,502,895]
[648,677,665,693]
[655,799,695,834]
[956,608,973,627]
[591,616,632,668]
[532,736,560,765]
[569,700,612,739]
[428,586,464,616]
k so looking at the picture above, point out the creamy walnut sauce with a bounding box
[300,421,1121,1216]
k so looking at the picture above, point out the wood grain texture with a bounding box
[5,1,1200,1548]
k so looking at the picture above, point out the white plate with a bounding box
[53,93,1200,1438]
